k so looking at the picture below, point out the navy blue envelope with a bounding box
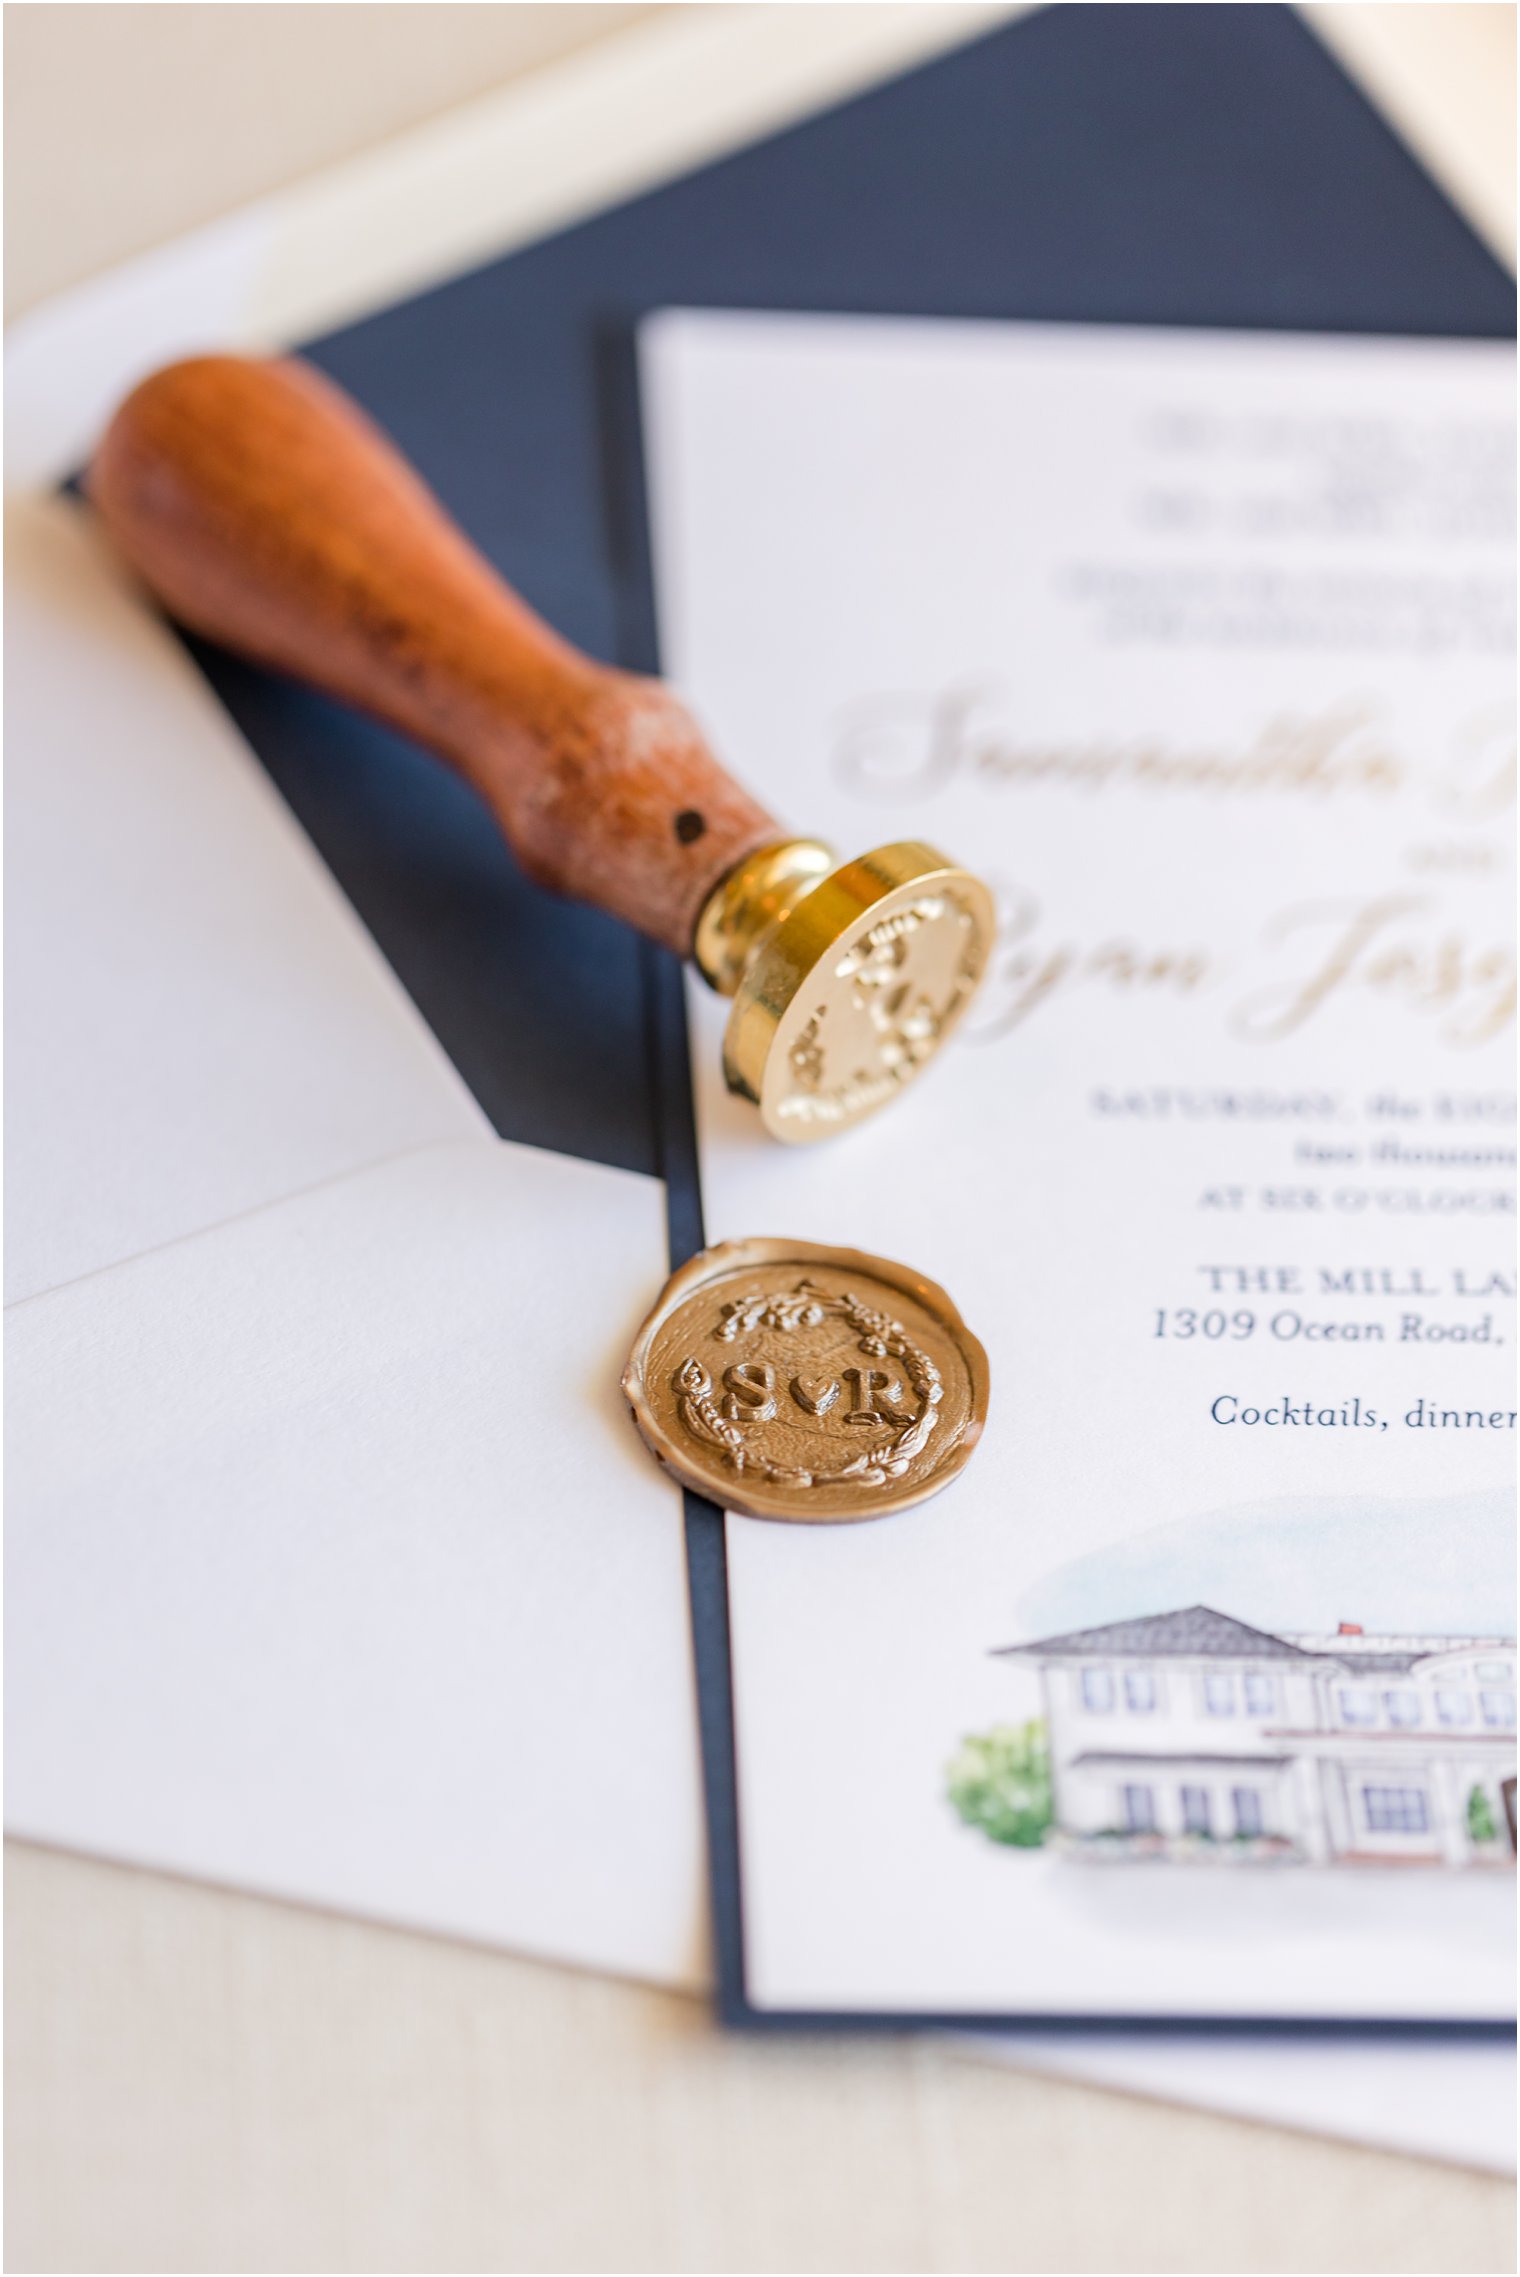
[178,4,1512,2030]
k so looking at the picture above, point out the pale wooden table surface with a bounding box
[6,9,1515,2271]
[8,1845,1514,2275]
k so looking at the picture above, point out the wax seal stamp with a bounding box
[89,355,994,1143]
[695,840,994,1142]
[622,1238,989,1522]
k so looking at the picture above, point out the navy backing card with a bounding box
[172,4,1512,2028]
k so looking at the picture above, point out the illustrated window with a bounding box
[1121,1783,1156,1833]
[1080,1668,1115,1713]
[1123,1670,1157,1713]
[1230,1787,1264,1837]
[1336,1686,1377,1726]
[1479,1690,1516,1728]
[1181,1784,1212,1835]
[1202,1673,1234,1716]
[1362,1785,1430,1834]
[1384,1689,1422,1727]
[1436,1688,1474,1726]
[1242,1673,1276,1715]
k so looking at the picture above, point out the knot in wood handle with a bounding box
[88,354,782,955]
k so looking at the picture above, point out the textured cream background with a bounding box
[2,3,660,319]
[5,7,1515,2271]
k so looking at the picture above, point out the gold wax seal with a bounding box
[622,1238,989,1523]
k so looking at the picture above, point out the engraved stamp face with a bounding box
[622,1239,989,1523]
[764,880,992,1139]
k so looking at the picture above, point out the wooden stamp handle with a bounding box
[89,354,782,956]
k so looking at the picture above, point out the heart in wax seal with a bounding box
[790,1374,841,1417]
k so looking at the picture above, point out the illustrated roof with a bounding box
[995,1605,1314,1662]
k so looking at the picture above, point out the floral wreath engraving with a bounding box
[672,1280,943,1490]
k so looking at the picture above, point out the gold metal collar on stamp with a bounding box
[692,837,836,999]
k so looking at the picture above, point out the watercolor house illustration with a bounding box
[999,1607,1517,1865]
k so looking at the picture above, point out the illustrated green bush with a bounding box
[946,1720,1054,1848]
[1467,1783,1498,1846]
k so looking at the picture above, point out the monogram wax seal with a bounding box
[622,1238,989,1522]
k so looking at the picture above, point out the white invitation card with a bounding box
[641,310,1515,2020]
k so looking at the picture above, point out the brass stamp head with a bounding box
[694,840,995,1143]
[622,1236,990,1522]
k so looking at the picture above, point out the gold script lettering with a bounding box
[1438,707,1516,823]
[832,686,1406,804]
[966,887,1211,1042]
[1233,897,1516,1046]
